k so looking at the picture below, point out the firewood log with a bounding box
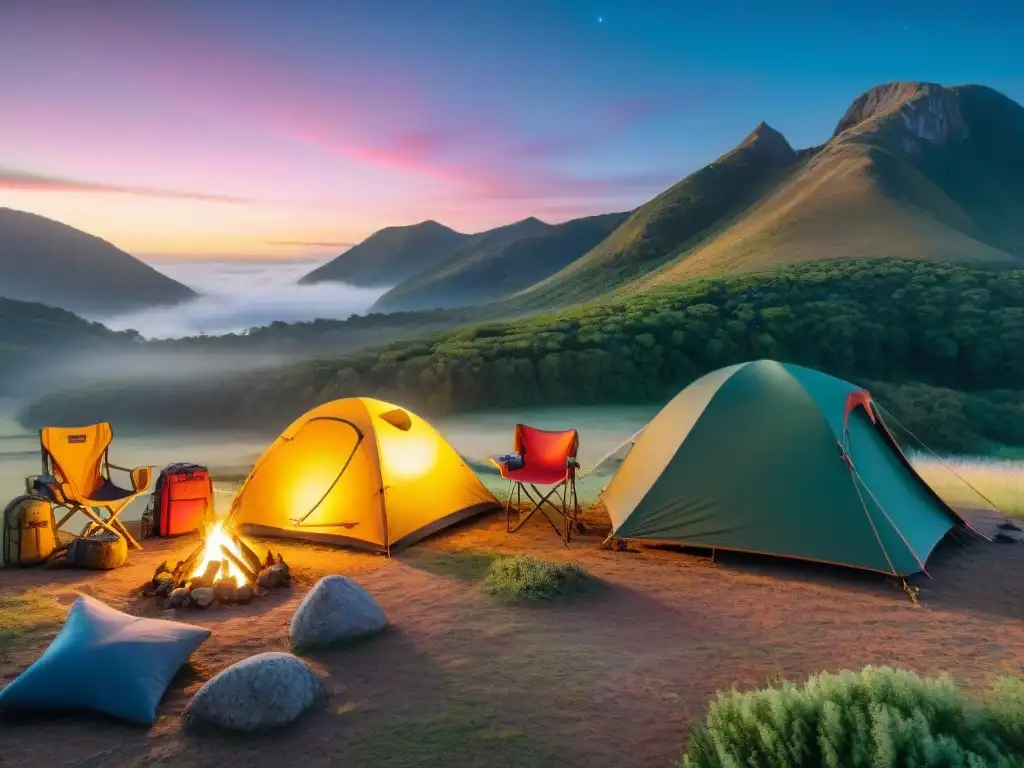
[235,536,263,573]
[219,544,257,586]
[200,559,221,585]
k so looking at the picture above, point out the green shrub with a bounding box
[481,556,589,601]
[681,666,1024,767]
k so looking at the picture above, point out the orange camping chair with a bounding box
[493,424,581,545]
[34,423,152,550]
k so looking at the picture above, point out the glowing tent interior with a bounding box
[601,360,978,577]
[227,397,499,553]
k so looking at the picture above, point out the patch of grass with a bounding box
[0,591,65,644]
[482,555,591,601]
[405,549,500,582]
[911,454,1024,518]
[680,666,1024,767]
[348,709,559,768]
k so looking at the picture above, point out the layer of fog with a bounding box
[95,260,389,340]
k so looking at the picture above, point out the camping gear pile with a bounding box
[141,462,214,539]
[143,527,291,609]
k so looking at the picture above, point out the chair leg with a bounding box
[504,481,515,533]
[529,483,572,546]
[110,515,142,550]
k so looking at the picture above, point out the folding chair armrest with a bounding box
[24,474,61,501]
[106,463,151,493]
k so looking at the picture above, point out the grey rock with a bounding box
[182,652,322,731]
[213,577,238,603]
[167,587,191,608]
[236,585,254,604]
[289,575,387,651]
[257,567,282,589]
[269,562,290,584]
[156,579,175,596]
[191,587,215,608]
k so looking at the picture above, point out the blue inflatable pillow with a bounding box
[0,593,211,725]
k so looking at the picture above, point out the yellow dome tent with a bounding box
[226,398,499,553]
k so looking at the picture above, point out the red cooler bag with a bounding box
[151,463,214,537]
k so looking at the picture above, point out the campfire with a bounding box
[145,519,291,608]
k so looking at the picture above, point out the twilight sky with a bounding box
[1,0,1021,260]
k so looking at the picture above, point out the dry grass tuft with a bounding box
[911,455,1024,518]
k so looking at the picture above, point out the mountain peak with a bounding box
[734,121,796,163]
[832,81,968,149]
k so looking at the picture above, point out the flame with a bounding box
[191,520,251,585]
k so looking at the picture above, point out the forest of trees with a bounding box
[20,259,1024,454]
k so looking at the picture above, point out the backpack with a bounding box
[3,494,58,567]
[142,463,213,538]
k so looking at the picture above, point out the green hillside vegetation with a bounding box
[372,212,630,311]
[497,82,1024,314]
[21,259,1024,455]
[1,296,140,356]
[298,219,469,286]
[505,123,801,311]
[0,207,196,314]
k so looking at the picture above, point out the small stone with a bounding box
[191,587,215,607]
[269,562,290,585]
[253,585,270,598]
[257,567,282,589]
[156,579,175,596]
[167,587,191,608]
[141,582,157,597]
[152,560,170,583]
[236,585,254,604]
[214,577,238,603]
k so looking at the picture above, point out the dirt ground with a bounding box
[2,507,1023,768]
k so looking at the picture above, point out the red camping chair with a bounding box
[493,424,581,545]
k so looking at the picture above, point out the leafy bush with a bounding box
[681,666,1024,767]
[482,556,590,601]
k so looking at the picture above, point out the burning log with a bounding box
[219,544,258,586]
[198,559,221,587]
[235,536,263,574]
[172,547,204,587]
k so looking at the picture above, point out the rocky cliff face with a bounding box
[832,82,969,155]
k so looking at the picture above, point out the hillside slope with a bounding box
[0,208,196,314]
[0,296,139,394]
[507,82,1024,311]
[371,212,629,311]
[298,220,469,286]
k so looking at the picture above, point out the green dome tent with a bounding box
[602,360,975,576]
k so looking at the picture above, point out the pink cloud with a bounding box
[266,239,356,248]
[0,169,253,203]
